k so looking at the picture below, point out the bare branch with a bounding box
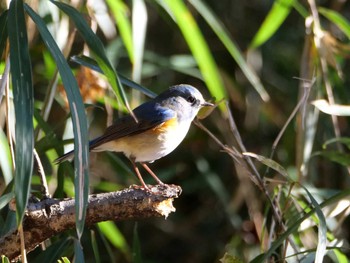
[1,184,182,260]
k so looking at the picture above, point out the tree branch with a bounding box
[1,184,182,260]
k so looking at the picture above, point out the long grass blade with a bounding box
[106,0,134,63]
[251,187,350,262]
[189,0,269,102]
[160,0,227,109]
[250,0,294,48]
[0,192,14,210]
[0,128,13,185]
[0,10,8,59]
[319,8,350,39]
[131,0,147,84]
[132,223,142,263]
[24,4,89,240]
[51,1,133,116]
[74,239,85,263]
[8,0,34,224]
[97,221,130,258]
[242,152,289,179]
[70,55,157,98]
[303,186,327,262]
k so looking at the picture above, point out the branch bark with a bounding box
[1,184,182,260]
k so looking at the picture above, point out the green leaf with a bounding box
[50,1,133,116]
[303,186,327,263]
[98,221,130,258]
[1,255,10,263]
[319,7,350,39]
[131,0,147,83]
[0,192,14,210]
[316,151,350,166]
[0,10,8,59]
[160,0,227,110]
[70,55,157,98]
[250,0,294,48]
[251,188,350,263]
[243,152,289,178]
[74,239,85,263]
[323,137,350,151]
[33,109,64,155]
[333,248,349,263]
[91,230,101,263]
[0,128,13,185]
[189,0,269,102]
[61,257,71,263]
[31,238,73,263]
[132,223,142,263]
[312,99,350,116]
[24,4,90,239]
[8,0,34,224]
[220,253,244,263]
[106,0,134,63]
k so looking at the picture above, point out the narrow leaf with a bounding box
[31,238,73,263]
[0,207,16,236]
[106,0,134,62]
[250,0,294,48]
[91,230,101,263]
[303,186,327,263]
[243,152,289,178]
[161,0,227,110]
[70,55,157,98]
[61,257,71,263]
[0,192,14,210]
[74,239,85,263]
[189,0,269,101]
[319,8,350,39]
[323,137,350,151]
[0,10,8,59]
[24,4,90,239]
[8,0,34,224]
[98,221,130,257]
[312,99,350,116]
[131,0,147,83]
[1,255,10,263]
[132,223,142,263]
[51,1,133,116]
[316,151,350,166]
[0,128,13,185]
[251,188,350,263]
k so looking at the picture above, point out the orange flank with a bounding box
[152,117,178,133]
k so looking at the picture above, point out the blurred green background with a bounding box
[1,0,350,262]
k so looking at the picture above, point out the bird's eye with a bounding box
[187,96,197,105]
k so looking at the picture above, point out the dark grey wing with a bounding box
[89,101,176,150]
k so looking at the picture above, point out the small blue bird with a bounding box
[56,84,213,190]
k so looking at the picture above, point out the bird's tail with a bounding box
[54,150,74,164]
[55,137,104,164]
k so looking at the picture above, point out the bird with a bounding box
[55,84,214,190]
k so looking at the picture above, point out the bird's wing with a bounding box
[89,102,176,150]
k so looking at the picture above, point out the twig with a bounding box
[271,78,313,160]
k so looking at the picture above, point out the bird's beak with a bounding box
[201,101,215,107]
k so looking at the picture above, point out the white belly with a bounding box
[93,121,191,163]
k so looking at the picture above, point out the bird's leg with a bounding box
[130,159,150,190]
[140,163,165,185]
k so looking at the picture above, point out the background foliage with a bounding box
[1,0,350,262]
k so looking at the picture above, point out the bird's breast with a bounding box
[95,117,192,162]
